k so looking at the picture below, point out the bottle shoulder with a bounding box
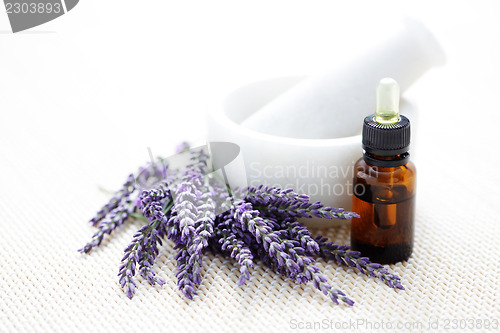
[354,157,416,186]
[355,157,416,173]
[404,160,417,175]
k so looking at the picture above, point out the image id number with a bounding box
[5,2,62,14]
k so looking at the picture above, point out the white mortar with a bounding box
[208,76,418,228]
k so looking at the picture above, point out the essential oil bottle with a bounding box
[351,78,416,264]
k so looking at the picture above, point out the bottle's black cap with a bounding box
[362,114,411,166]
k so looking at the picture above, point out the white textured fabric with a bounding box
[1,3,500,332]
[1,101,500,332]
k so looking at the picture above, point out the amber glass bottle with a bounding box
[351,78,416,264]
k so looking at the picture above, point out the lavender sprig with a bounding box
[304,265,354,306]
[215,214,254,285]
[89,174,136,226]
[281,221,320,255]
[247,185,360,221]
[118,220,166,298]
[249,201,403,294]
[169,149,209,243]
[317,237,404,290]
[231,201,353,305]
[277,233,354,306]
[117,189,173,298]
[187,191,216,285]
[267,217,404,290]
[118,257,137,299]
[232,200,301,277]
[169,181,199,244]
[118,234,141,299]
[169,148,216,294]
[79,196,136,254]
[232,200,349,299]
[82,160,171,254]
[175,245,197,299]
[136,189,173,287]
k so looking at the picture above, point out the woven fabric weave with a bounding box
[1,152,499,332]
[1,95,499,333]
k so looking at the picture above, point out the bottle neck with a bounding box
[363,151,410,167]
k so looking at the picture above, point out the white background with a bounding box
[1,0,500,191]
[0,0,500,186]
[1,1,500,331]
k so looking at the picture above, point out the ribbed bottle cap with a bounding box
[362,114,411,156]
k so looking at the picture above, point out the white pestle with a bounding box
[241,18,445,139]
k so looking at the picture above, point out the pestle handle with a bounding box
[241,18,445,140]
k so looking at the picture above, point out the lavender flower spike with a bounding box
[187,191,216,285]
[246,185,360,221]
[305,265,354,306]
[215,215,254,286]
[175,245,197,300]
[118,221,166,298]
[89,174,136,226]
[232,199,309,281]
[282,221,320,255]
[79,196,136,254]
[277,232,353,306]
[169,149,210,244]
[136,189,173,287]
[169,148,217,297]
[116,188,173,298]
[317,237,404,290]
